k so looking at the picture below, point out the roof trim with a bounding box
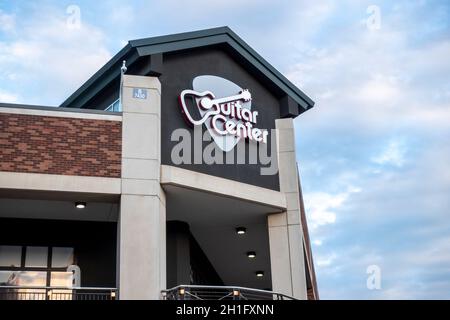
[60,26,314,112]
[0,102,120,116]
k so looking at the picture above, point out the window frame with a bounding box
[0,246,74,287]
[105,99,121,112]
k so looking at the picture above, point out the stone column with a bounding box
[118,75,166,300]
[268,118,307,299]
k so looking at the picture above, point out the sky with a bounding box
[1,0,449,299]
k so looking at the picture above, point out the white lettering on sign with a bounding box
[133,88,147,99]
[179,77,269,152]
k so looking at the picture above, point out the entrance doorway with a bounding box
[164,184,281,290]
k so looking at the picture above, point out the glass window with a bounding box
[14,271,47,287]
[51,247,74,267]
[50,272,74,287]
[0,246,22,267]
[50,272,75,300]
[105,99,121,112]
[25,247,48,267]
[113,100,121,112]
[0,271,47,299]
[0,270,19,285]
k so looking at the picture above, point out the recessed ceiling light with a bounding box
[247,251,256,259]
[236,227,246,235]
[256,271,264,277]
[75,202,86,209]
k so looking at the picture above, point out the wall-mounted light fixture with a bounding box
[256,271,264,277]
[75,202,86,209]
[236,227,246,235]
[247,251,256,259]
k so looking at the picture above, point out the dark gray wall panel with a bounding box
[160,47,280,191]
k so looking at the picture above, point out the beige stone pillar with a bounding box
[268,118,307,299]
[118,75,166,300]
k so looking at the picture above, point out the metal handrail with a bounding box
[0,285,117,300]
[0,285,116,290]
[161,285,296,300]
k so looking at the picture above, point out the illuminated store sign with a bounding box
[179,75,268,152]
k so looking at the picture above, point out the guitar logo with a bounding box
[179,75,268,152]
[179,89,252,126]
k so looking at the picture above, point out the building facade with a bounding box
[0,27,318,300]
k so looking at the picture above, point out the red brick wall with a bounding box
[0,113,121,178]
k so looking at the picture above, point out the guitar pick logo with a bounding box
[179,75,268,152]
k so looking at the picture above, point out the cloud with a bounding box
[304,187,360,230]
[286,1,450,299]
[286,25,450,136]
[0,10,15,33]
[372,138,407,167]
[312,239,323,246]
[304,137,450,299]
[0,90,19,103]
[316,253,336,267]
[356,74,401,103]
[0,5,111,105]
[107,4,136,25]
[372,234,450,299]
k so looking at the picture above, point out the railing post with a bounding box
[179,287,185,300]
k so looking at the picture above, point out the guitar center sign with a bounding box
[179,75,269,152]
